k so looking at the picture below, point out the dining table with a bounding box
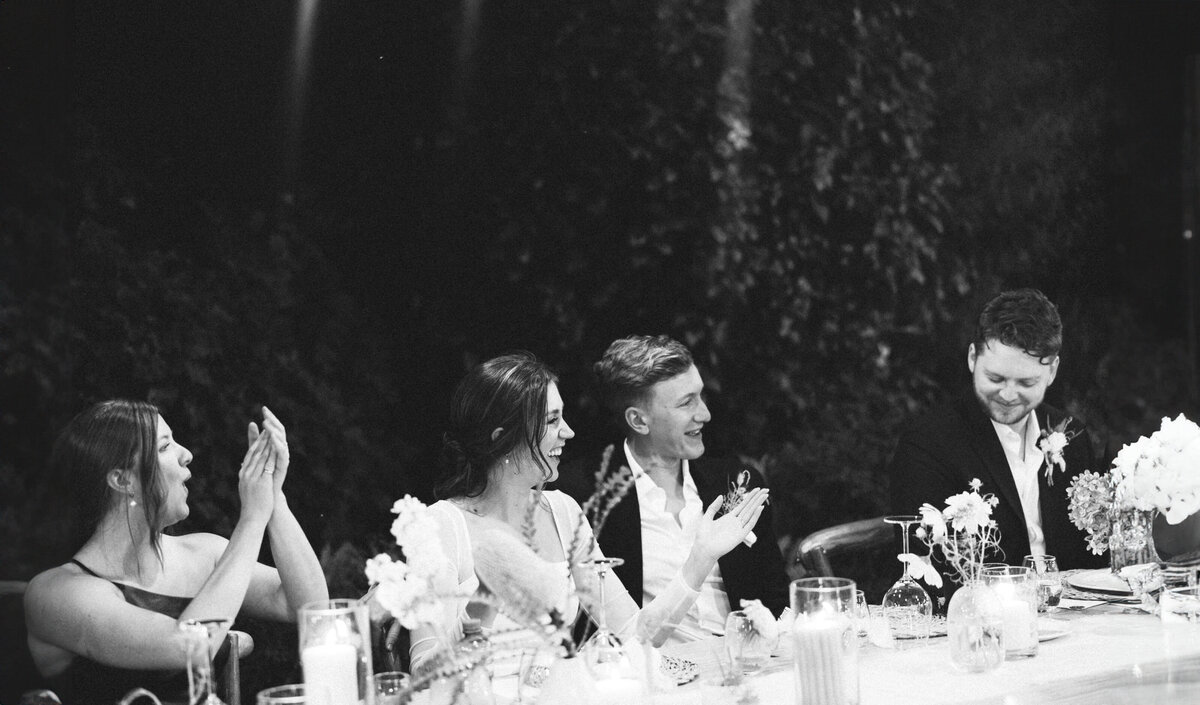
[653,596,1200,705]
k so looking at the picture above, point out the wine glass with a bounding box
[881,515,932,648]
[580,557,638,684]
[1023,555,1063,613]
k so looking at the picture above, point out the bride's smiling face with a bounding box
[536,382,574,482]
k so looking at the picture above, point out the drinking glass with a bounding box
[791,578,859,705]
[1161,585,1200,624]
[179,619,228,705]
[373,671,410,705]
[257,684,321,705]
[1022,555,1063,613]
[881,515,932,648]
[580,557,639,689]
[982,565,1038,659]
[723,609,776,675]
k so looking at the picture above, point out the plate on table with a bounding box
[1038,618,1071,642]
[1066,568,1133,596]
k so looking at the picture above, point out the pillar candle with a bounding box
[792,615,855,705]
[302,643,359,705]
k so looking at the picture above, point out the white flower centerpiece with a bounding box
[1067,413,1200,571]
[910,479,1005,673]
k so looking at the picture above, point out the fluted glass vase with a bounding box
[1110,509,1160,573]
[946,581,1003,674]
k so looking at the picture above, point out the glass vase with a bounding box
[790,577,858,705]
[946,581,1003,673]
[1110,509,1160,573]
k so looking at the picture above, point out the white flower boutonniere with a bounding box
[1037,416,1080,486]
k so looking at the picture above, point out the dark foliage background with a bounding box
[3,0,1200,694]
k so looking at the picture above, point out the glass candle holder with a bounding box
[790,578,858,705]
[298,599,373,705]
[981,566,1038,659]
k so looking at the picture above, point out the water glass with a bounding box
[1022,555,1063,612]
[982,566,1038,659]
[298,599,373,705]
[791,578,859,705]
[374,671,410,705]
[257,684,323,705]
[724,609,776,675]
[1161,585,1200,624]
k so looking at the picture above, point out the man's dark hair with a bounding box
[594,335,694,430]
[974,288,1062,362]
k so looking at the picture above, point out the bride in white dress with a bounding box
[410,351,768,672]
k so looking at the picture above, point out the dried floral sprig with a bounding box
[567,444,635,563]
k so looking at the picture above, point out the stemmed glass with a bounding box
[580,557,638,683]
[881,515,932,648]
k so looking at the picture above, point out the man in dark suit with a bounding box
[890,289,1106,596]
[557,335,790,643]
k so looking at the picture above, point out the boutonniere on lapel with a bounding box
[717,469,762,547]
[1037,416,1080,486]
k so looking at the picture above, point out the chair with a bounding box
[789,516,895,593]
[0,581,253,705]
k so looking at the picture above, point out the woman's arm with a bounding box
[26,432,278,671]
[242,408,329,621]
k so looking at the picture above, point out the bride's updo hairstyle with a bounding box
[52,400,168,555]
[435,351,558,499]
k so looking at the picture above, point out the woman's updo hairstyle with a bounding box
[51,400,167,555]
[435,351,558,499]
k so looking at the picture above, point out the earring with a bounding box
[504,456,510,464]
[129,498,138,508]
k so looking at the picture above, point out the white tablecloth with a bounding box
[654,606,1200,705]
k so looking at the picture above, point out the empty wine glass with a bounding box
[882,515,932,648]
[580,557,639,686]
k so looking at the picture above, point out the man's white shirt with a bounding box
[624,440,730,643]
[990,412,1047,557]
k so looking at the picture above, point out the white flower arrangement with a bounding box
[365,496,461,629]
[1110,414,1200,525]
[908,478,1002,587]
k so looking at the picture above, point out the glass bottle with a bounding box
[455,618,495,705]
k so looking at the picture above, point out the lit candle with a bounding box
[999,597,1037,652]
[302,643,358,705]
[792,613,854,705]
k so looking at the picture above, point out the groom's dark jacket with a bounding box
[555,447,791,617]
[889,390,1107,574]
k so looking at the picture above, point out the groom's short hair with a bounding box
[595,335,694,428]
[974,288,1062,363]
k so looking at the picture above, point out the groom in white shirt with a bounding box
[558,334,790,642]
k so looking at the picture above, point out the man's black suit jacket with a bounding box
[555,447,790,617]
[889,390,1107,575]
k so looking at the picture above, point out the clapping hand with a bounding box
[248,406,290,497]
[694,487,769,561]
